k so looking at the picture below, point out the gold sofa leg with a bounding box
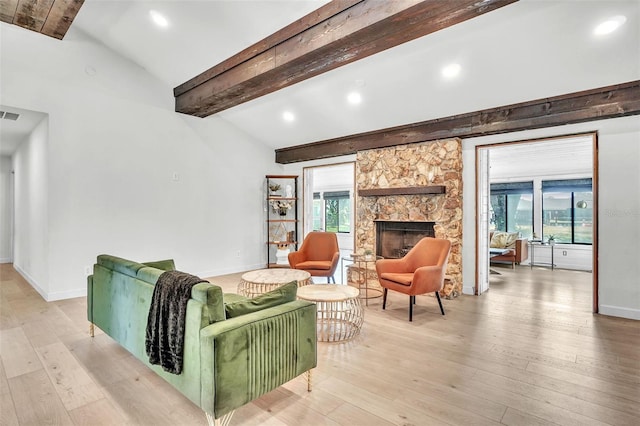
[305,369,313,392]
[206,411,234,426]
[89,322,94,337]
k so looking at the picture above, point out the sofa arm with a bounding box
[515,239,529,263]
[199,300,317,418]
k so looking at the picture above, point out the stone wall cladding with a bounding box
[355,139,463,298]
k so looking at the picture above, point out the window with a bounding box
[324,191,351,233]
[312,191,351,233]
[312,193,322,231]
[542,179,592,244]
[490,182,533,239]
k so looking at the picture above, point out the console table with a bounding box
[528,241,555,270]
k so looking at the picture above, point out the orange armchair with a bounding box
[288,232,340,283]
[375,237,451,321]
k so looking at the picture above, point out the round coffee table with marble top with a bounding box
[237,268,312,298]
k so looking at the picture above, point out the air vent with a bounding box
[0,111,20,120]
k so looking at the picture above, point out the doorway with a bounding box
[302,162,355,280]
[476,133,598,311]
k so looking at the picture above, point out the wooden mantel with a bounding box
[174,0,517,118]
[358,186,446,197]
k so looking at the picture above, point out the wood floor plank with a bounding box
[454,376,611,426]
[479,360,640,418]
[36,341,105,411]
[525,362,640,403]
[7,369,73,425]
[67,397,129,426]
[401,386,504,426]
[316,376,444,425]
[21,317,62,348]
[327,402,395,426]
[472,368,640,425]
[500,407,562,426]
[0,359,19,426]
[0,327,42,379]
[575,354,640,378]
[0,298,18,330]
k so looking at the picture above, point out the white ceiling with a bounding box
[3,0,639,155]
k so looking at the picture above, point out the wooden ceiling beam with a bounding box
[1,0,84,40]
[275,81,640,164]
[41,0,84,40]
[174,0,517,118]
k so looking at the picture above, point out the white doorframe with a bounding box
[476,148,490,294]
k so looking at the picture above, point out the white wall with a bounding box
[11,117,49,294]
[463,115,640,320]
[0,155,14,263]
[1,23,279,300]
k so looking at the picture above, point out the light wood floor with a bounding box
[1,263,639,426]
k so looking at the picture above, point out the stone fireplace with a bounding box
[354,139,463,298]
[375,220,435,259]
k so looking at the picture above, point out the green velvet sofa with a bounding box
[87,254,317,426]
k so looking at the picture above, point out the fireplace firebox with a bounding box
[375,220,435,259]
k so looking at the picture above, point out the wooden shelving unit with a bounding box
[266,175,298,268]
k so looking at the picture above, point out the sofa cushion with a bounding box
[295,260,332,270]
[225,281,298,318]
[490,231,519,249]
[143,259,176,271]
[380,272,413,286]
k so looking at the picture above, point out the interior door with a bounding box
[477,148,490,295]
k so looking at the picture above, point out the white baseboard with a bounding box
[0,257,12,264]
[13,264,48,301]
[13,264,87,301]
[599,304,640,320]
[47,288,87,301]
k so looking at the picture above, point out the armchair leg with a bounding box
[382,288,388,309]
[435,292,445,315]
[409,296,413,322]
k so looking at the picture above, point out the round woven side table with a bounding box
[297,284,364,342]
[238,268,311,297]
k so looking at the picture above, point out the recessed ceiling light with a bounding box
[282,111,295,122]
[347,92,362,105]
[149,10,169,28]
[442,63,461,79]
[594,15,626,36]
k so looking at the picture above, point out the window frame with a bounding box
[489,181,534,239]
[541,178,593,245]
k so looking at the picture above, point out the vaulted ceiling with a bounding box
[2,0,639,158]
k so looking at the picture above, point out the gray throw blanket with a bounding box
[145,270,205,374]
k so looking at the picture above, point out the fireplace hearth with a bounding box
[375,220,435,259]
